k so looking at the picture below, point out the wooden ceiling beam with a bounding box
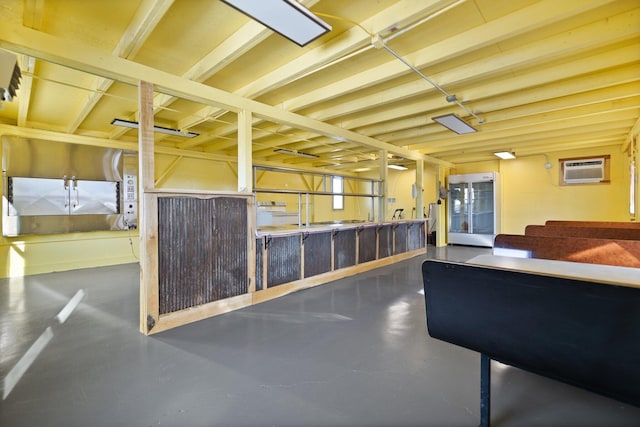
[382,94,640,144]
[414,112,638,153]
[175,0,461,149]
[246,55,639,156]
[339,57,639,144]
[0,20,446,166]
[67,0,174,134]
[172,0,637,160]
[17,0,45,127]
[285,0,622,118]
[306,12,640,128]
[436,128,631,158]
[444,138,628,164]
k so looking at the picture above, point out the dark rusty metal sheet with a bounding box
[267,235,301,287]
[334,229,356,269]
[303,232,331,278]
[378,225,393,259]
[408,222,426,250]
[358,227,377,263]
[394,223,408,255]
[256,237,264,291]
[158,196,248,314]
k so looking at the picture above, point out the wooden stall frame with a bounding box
[148,220,424,334]
[137,80,428,335]
[142,190,255,335]
[253,248,424,305]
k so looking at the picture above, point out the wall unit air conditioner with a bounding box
[563,158,605,184]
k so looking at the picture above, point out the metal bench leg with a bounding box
[480,353,491,427]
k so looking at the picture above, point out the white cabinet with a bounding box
[447,172,500,247]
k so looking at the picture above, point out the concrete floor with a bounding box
[1,245,639,426]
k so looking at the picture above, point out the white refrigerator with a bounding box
[447,172,500,247]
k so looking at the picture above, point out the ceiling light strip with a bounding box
[494,151,516,159]
[274,148,319,159]
[111,118,199,138]
[387,164,408,170]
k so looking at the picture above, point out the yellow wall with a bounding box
[447,145,632,236]
[155,154,237,190]
[384,165,439,220]
[1,232,139,278]
[501,146,631,234]
[255,170,372,223]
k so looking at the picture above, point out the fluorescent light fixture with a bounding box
[432,113,477,134]
[494,151,516,160]
[221,0,331,47]
[274,148,319,159]
[111,118,199,138]
[388,164,408,171]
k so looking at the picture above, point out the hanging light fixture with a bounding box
[221,0,331,47]
[432,113,477,134]
[494,151,516,160]
[111,118,199,138]
[274,148,319,159]
[387,164,408,171]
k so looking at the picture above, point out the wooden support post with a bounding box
[138,80,159,335]
[379,150,388,222]
[237,109,252,193]
[416,159,424,219]
[238,109,255,293]
[436,165,448,247]
[480,353,491,427]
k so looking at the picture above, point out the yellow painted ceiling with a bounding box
[0,0,638,172]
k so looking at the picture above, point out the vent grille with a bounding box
[563,158,604,183]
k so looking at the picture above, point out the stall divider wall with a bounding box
[143,194,426,335]
[252,222,426,308]
[138,81,427,335]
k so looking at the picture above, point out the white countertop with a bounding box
[467,254,640,289]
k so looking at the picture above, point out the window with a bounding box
[332,176,343,210]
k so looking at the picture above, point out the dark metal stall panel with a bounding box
[378,225,393,259]
[303,232,332,278]
[408,222,426,250]
[267,235,301,287]
[394,223,408,255]
[358,227,377,264]
[158,197,248,315]
[334,229,357,270]
[255,237,264,291]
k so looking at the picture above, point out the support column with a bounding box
[379,150,388,222]
[237,109,256,293]
[436,165,448,247]
[138,80,159,335]
[415,159,424,219]
[237,109,252,193]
